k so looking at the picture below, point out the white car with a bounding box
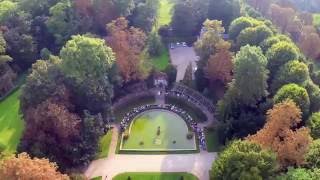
[182,42,187,47]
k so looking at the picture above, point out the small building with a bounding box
[154,72,168,88]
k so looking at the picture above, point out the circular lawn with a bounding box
[120,109,196,151]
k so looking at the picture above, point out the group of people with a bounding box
[119,104,207,150]
[197,128,206,150]
[170,84,215,114]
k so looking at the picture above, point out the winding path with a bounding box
[85,127,217,180]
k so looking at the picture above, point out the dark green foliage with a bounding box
[211,140,277,180]
[277,168,320,180]
[207,0,240,28]
[307,114,320,139]
[266,42,300,75]
[271,60,309,93]
[305,81,320,113]
[274,83,310,118]
[233,45,269,106]
[130,0,159,32]
[164,64,177,87]
[237,25,273,47]
[260,34,292,52]
[228,16,263,40]
[171,2,197,37]
[305,139,320,168]
[147,32,163,57]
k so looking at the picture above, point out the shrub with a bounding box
[186,132,194,140]
[308,113,320,138]
[123,131,129,141]
[139,141,144,146]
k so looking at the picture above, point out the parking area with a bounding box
[169,43,199,82]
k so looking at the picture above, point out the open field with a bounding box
[0,89,24,153]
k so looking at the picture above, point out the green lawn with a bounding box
[313,13,320,27]
[150,47,170,71]
[121,110,196,151]
[97,129,113,159]
[113,172,198,180]
[204,127,223,152]
[0,89,24,153]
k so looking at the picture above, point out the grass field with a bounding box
[121,109,196,151]
[205,128,223,152]
[151,47,170,71]
[97,129,113,159]
[0,89,24,153]
[113,172,198,180]
[313,13,320,27]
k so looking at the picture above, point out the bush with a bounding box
[139,141,144,146]
[186,132,194,140]
[123,131,129,141]
[308,113,320,139]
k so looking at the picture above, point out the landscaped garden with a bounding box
[113,172,198,180]
[120,109,196,151]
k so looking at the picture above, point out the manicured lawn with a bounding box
[150,47,170,71]
[0,89,24,153]
[204,128,223,152]
[313,13,320,27]
[113,172,198,180]
[97,129,113,159]
[121,109,196,151]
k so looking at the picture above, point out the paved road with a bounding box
[85,128,217,180]
[85,152,217,180]
[170,47,198,82]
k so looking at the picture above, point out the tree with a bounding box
[299,27,320,61]
[210,140,277,180]
[228,16,263,40]
[247,0,271,15]
[266,41,300,75]
[206,41,233,85]
[269,4,296,33]
[171,1,197,37]
[0,153,69,180]
[237,25,273,47]
[0,32,16,96]
[147,32,163,57]
[248,100,312,168]
[207,0,240,28]
[0,1,17,24]
[274,83,310,117]
[60,35,115,83]
[182,62,193,87]
[60,35,115,116]
[271,60,309,93]
[260,34,292,52]
[305,81,320,113]
[194,19,225,64]
[233,45,269,106]
[46,0,78,46]
[305,139,320,168]
[278,168,320,180]
[307,113,320,139]
[130,0,159,32]
[164,64,177,87]
[106,17,148,82]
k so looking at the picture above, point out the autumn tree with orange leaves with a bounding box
[106,17,148,82]
[206,41,233,85]
[0,153,69,180]
[299,26,320,61]
[248,100,312,168]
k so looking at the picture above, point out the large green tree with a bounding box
[237,25,273,47]
[211,140,277,180]
[271,60,309,93]
[233,45,269,106]
[60,35,116,117]
[228,16,263,40]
